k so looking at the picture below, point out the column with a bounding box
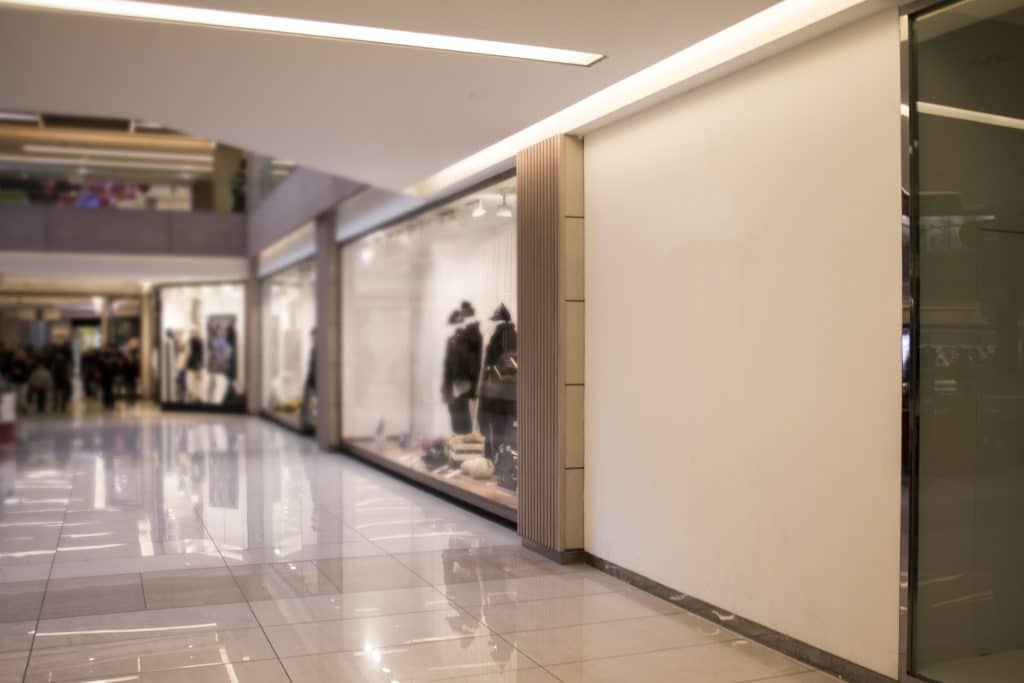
[314,208,341,450]
[245,254,261,414]
[516,134,586,561]
[140,289,153,397]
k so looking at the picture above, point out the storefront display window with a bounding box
[910,1,1024,680]
[158,282,245,410]
[340,177,518,518]
[260,260,317,432]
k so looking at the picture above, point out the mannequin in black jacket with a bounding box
[478,303,517,459]
[442,310,471,433]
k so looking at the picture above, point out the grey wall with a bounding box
[0,205,247,256]
[248,167,363,255]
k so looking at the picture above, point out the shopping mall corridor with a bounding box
[0,411,832,683]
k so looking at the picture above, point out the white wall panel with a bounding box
[584,10,901,677]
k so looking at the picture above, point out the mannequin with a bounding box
[452,301,482,434]
[478,303,517,460]
[441,310,469,433]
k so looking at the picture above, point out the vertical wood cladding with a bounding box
[517,137,563,550]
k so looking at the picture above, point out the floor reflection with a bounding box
[0,409,832,682]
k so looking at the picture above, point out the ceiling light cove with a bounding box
[0,0,604,66]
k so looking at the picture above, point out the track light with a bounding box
[360,247,374,264]
[496,193,512,219]
[471,199,486,219]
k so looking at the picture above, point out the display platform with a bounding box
[342,437,517,522]
[260,409,315,436]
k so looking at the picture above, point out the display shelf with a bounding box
[342,437,517,521]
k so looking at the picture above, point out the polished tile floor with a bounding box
[0,409,838,682]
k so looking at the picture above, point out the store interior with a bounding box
[340,179,519,515]
[260,259,317,432]
[158,282,245,409]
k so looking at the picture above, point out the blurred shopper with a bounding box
[28,361,53,413]
[51,347,72,412]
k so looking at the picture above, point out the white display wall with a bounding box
[260,259,317,430]
[159,282,246,408]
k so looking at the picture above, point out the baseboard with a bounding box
[522,539,586,565]
[584,553,896,683]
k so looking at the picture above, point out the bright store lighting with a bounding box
[496,193,512,218]
[24,144,213,163]
[0,153,212,173]
[918,101,1024,131]
[0,0,604,66]
[471,199,487,219]
[406,0,880,198]
[360,247,374,264]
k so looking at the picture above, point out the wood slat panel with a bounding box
[517,137,563,550]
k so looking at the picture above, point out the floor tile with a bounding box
[280,635,536,682]
[480,590,680,634]
[49,552,227,579]
[393,546,581,585]
[229,561,339,601]
[34,603,258,649]
[25,626,276,682]
[219,540,384,565]
[434,670,561,683]
[0,650,28,683]
[0,579,46,622]
[142,567,245,609]
[41,572,145,619]
[313,555,430,594]
[546,640,808,683]
[503,612,737,666]
[756,673,842,682]
[249,585,451,626]
[264,607,488,657]
[0,622,34,653]
[140,659,290,682]
[441,570,629,609]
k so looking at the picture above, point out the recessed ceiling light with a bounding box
[24,144,212,163]
[0,0,604,66]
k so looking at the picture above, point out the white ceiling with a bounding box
[0,0,775,193]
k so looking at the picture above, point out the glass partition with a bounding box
[340,177,518,517]
[911,1,1024,680]
[260,259,317,432]
[158,282,246,410]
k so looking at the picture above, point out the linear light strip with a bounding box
[918,101,1024,131]
[406,0,879,198]
[0,111,39,123]
[24,144,213,163]
[0,0,603,66]
[0,153,212,173]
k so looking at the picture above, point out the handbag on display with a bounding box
[495,443,518,491]
[447,432,485,464]
[480,352,517,402]
[460,456,495,479]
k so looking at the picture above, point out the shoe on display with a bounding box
[461,456,495,479]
